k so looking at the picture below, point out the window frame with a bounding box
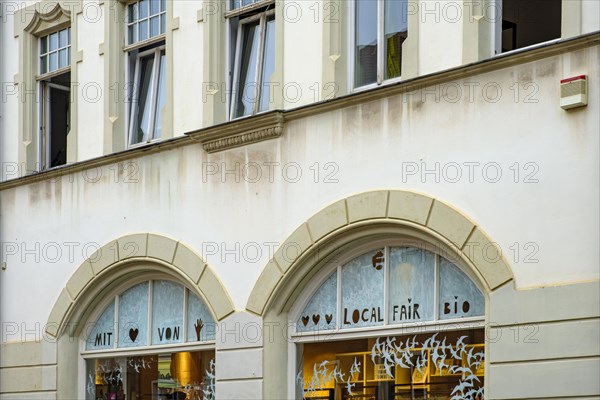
[287,240,487,399]
[228,4,275,120]
[126,45,166,147]
[36,27,72,170]
[78,275,217,399]
[350,0,406,92]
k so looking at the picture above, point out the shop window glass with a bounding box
[297,272,338,333]
[152,280,184,345]
[388,247,435,324]
[341,250,385,329]
[299,331,485,400]
[118,282,150,348]
[187,291,217,342]
[86,302,115,351]
[85,350,215,400]
[439,258,485,320]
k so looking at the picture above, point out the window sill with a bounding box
[352,76,403,94]
[36,66,71,81]
[122,34,166,53]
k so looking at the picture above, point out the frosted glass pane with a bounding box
[439,258,484,319]
[85,302,115,350]
[187,291,216,342]
[388,247,435,323]
[118,282,148,348]
[297,272,337,332]
[341,249,384,329]
[151,280,184,345]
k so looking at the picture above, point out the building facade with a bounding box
[0,0,599,399]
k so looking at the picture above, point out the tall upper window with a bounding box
[498,0,561,53]
[126,0,166,146]
[38,27,71,169]
[354,0,407,88]
[228,0,276,119]
[293,245,485,400]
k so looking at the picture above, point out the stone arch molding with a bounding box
[46,234,235,338]
[24,2,72,36]
[247,190,515,316]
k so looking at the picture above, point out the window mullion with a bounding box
[128,55,142,145]
[147,49,161,141]
[253,15,267,115]
[377,0,384,84]
[230,23,244,120]
[114,296,120,349]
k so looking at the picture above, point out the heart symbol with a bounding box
[129,328,139,342]
[302,316,309,326]
[325,314,333,324]
[312,314,320,325]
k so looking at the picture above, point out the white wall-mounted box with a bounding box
[560,75,588,110]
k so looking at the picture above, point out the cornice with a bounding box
[1,32,598,191]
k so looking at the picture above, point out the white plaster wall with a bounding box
[75,0,105,160]
[282,0,324,108]
[172,0,204,136]
[418,0,463,75]
[0,47,598,332]
[582,0,600,34]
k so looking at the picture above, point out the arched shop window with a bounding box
[292,245,486,400]
[82,279,216,400]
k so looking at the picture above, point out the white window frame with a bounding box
[126,0,166,46]
[78,275,216,400]
[228,7,275,120]
[37,27,72,171]
[285,239,487,399]
[39,27,71,75]
[491,0,562,57]
[127,45,165,147]
[350,0,406,92]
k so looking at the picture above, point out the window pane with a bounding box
[341,249,384,329]
[300,331,485,399]
[150,15,160,37]
[160,13,165,35]
[128,3,136,23]
[151,280,184,345]
[150,0,159,15]
[58,49,67,69]
[49,32,58,51]
[139,0,148,18]
[40,55,47,74]
[59,28,68,48]
[439,258,485,320]
[139,19,149,41]
[355,0,378,87]
[153,52,166,139]
[118,282,149,348]
[187,291,216,342]
[67,47,71,66]
[40,36,47,55]
[297,272,337,333]
[384,0,407,79]
[128,24,136,45]
[86,351,216,400]
[131,55,155,144]
[259,18,275,113]
[234,22,261,118]
[388,247,435,324]
[49,52,58,72]
[85,302,115,351]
